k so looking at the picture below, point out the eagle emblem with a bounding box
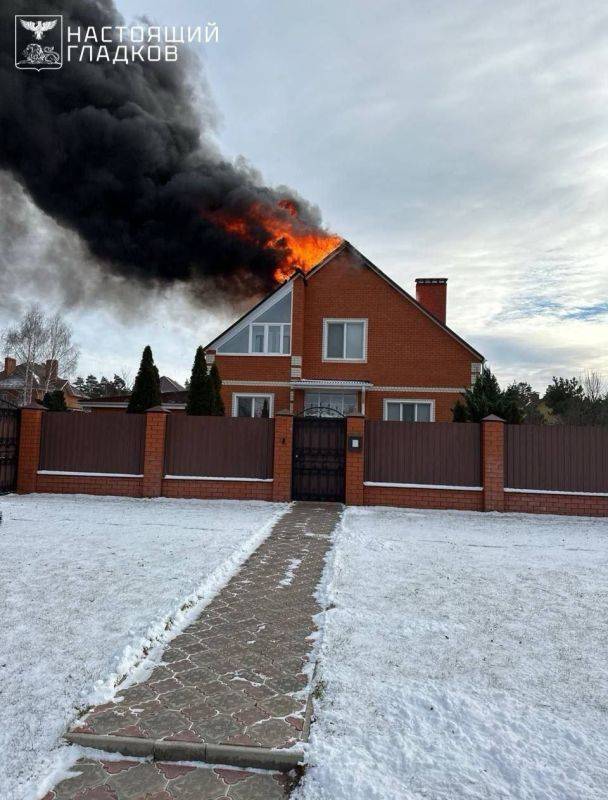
[20,18,57,40]
[15,15,63,71]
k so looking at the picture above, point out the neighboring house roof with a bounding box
[205,240,484,361]
[0,362,76,395]
[159,375,185,393]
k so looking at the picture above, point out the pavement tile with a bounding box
[227,774,288,800]
[100,760,138,775]
[52,504,340,799]
[143,710,192,739]
[168,768,226,799]
[105,763,165,799]
[53,761,108,799]
[155,763,196,779]
[248,718,298,748]
[213,769,252,785]
[192,714,240,743]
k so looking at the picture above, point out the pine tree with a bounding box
[186,347,214,415]
[127,346,161,413]
[209,362,225,416]
[452,399,469,422]
[43,389,67,411]
[261,398,269,418]
[453,366,523,423]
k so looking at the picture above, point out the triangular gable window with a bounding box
[217,290,291,354]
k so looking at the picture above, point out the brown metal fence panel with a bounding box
[165,416,274,479]
[39,413,146,474]
[364,421,481,487]
[505,425,608,493]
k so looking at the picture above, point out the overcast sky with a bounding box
[2,0,607,390]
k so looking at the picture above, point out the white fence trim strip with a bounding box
[164,475,273,483]
[505,487,608,498]
[363,481,482,491]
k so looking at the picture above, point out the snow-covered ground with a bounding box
[298,507,608,800]
[0,493,287,800]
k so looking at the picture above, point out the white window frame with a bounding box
[248,322,291,356]
[303,391,358,416]
[383,398,435,422]
[232,393,275,418]
[322,318,368,362]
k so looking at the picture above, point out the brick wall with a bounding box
[17,407,607,518]
[16,406,43,494]
[363,485,483,511]
[162,478,273,501]
[17,407,282,504]
[142,408,167,497]
[345,416,365,504]
[504,491,608,517]
[36,474,144,496]
[481,415,505,511]
[272,413,293,502]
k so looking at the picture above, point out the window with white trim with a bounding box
[232,393,274,418]
[304,391,357,416]
[384,400,434,422]
[323,319,367,361]
[250,323,291,355]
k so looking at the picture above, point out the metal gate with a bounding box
[0,402,19,494]
[292,417,346,502]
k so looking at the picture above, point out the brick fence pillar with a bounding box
[272,411,293,502]
[482,414,505,512]
[345,414,365,505]
[142,407,169,498]
[16,404,45,494]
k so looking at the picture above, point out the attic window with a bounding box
[216,290,292,355]
[251,323,291,354]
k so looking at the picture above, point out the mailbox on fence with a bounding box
[348,434,362,452]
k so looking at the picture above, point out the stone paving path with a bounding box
[45,502,340,800]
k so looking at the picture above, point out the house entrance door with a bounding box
[292,417,346,502]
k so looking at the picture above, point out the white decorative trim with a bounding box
[37,470,143,478]
[292,379,371,390]
[369,386,466,393]
[221,381,466,393]
[223,380,291,387]
[364,481,482,491]
[164,475,273,482]
[505,487,608,498]
[215,353,291,358]
[80,402,129,408]
[80,402,186,410]
[382,398,436,422]
[322,318,368,362]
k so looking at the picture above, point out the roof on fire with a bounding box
[205,240,484,361]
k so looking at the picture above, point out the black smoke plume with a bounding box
[1,0,330,299]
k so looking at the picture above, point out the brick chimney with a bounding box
[415,278,447,324]
[3,356,16,376]
[45,359,59,382]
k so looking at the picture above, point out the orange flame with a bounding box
[207,200,341,283]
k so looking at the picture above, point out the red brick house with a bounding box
[205,241,484,421]
[0,357,82,409]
